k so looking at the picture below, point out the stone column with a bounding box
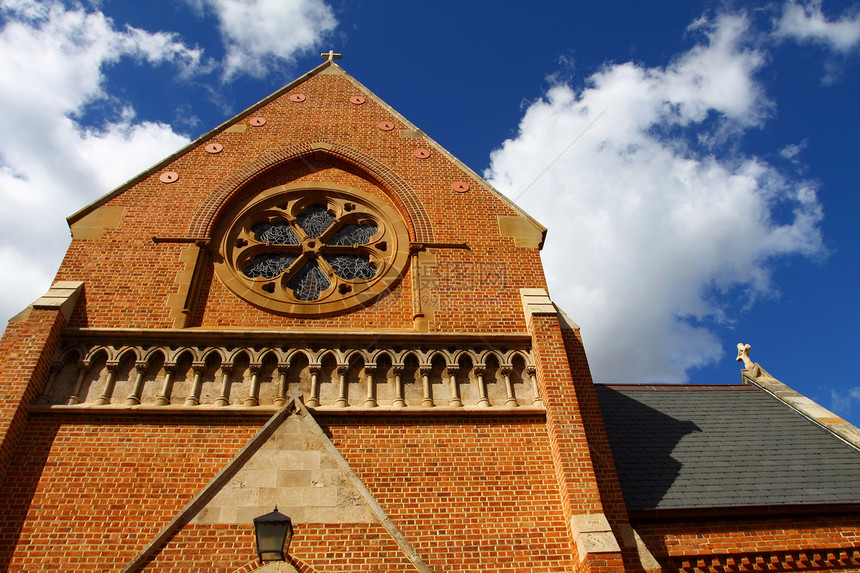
[391,365,405,408]
[364,363,378,408]
[155,363,177,406]
[335,364,349,407]
[447,365,463,407]
[419,365,434,407]
[474,364,490,407]
[125,361,149,405]
[94,361,120,406]
[306,364,321,407]
[273,363,289,408]
[67,361,89,405]
[500,364,518,407]
[185,361,206,406]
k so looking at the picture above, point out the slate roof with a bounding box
[595,384,860,512]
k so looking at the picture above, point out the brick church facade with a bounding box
[1,58,858,572]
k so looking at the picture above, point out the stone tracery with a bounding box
[213,183,410,317]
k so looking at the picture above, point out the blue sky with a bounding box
[1,0,859,422]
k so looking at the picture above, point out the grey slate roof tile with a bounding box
[595,384,860,510]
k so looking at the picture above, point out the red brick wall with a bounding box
[54,67,547,334]
[0,308,65,481]
[527,311,623,571]
[636,516,860,573]
[143,523,417,573]
[324,415,575,573]
[0,414,573,572]
[0,414,259,572]
[5,63,854,573]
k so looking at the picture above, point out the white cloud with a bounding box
[830,386,860,418]
[191,0,337,81]
[486,14,825,383]
[775,0,860,53]
[0,0,193,323]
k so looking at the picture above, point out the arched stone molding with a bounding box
[41,339,540,411]
[188,141,434,243]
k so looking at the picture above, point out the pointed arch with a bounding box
[188,141,433,242]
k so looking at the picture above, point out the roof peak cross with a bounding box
[321,50,342,62]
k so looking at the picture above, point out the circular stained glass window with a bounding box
[214,184,410,316]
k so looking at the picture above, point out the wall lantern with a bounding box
[253,507,294,562]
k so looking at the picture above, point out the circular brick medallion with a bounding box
[378,121,395,131]
[159,171,179,184]
[205,143,223,154]
[249,117,267,127]
[413,148,431,159]
[451,181,470,193]
[289,93,306,102]
[350,96,366,105]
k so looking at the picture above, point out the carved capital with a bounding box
[106,361,120,373]
[249,363,262,375]
[391,364,404,375]
[446,365,459,377]
[50,360,64,373]
[135,361,149,373]
[277,363,290,374]
[336,363,349,375]
[364,363,377,376]
[500,364,513,376]
[419,364,432,376]
[474,364,486,376]
[308,363,322,374]
[526,365,536,377]
[191,361,206,373]
[163,362,178,374]
[220,363,233,375]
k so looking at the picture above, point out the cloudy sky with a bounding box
[1,0,858,422]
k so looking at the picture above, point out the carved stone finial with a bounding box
[736,343,754,370]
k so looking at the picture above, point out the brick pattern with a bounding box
[636,516,860,573]
[0,308,65,480]
[0,414,573,572]
[323,416,576,573]
[142,523,417,573]
[526,313,613,568]
[559,327,642,573]
[0,414,259,572]
[53,68,547,333]
[1,62,853,573]
[189,142,434,242]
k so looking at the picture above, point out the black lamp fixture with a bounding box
[253,506,294,562]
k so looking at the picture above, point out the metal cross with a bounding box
[321,50,342,62]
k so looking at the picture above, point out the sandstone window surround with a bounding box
[213,183,410,317]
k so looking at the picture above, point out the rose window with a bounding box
[214,185,410,316]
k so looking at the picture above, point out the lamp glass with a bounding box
[253,508,293,562]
